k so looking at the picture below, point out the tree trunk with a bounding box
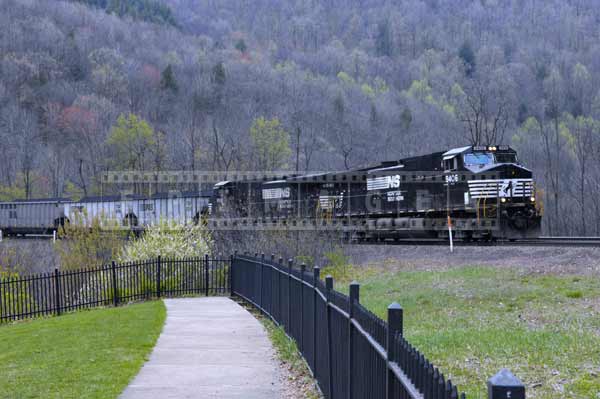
[295,126,301,172]
[79,159,88,197]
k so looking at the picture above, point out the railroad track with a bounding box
[355,236,600,247]
[507,236,600,247]
[4,231,600,247]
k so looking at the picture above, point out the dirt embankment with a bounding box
[0,239,59,274]
[343,244,600,276]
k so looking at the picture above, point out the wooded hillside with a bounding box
[0,0,599,235]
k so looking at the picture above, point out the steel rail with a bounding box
[353,237,600,247]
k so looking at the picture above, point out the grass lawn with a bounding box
[0,301,166,399]
[325,264,600,399]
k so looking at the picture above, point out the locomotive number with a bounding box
[445,174,459,184]
[387,191,404,202]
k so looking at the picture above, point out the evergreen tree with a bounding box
[375,20,392,57]
[235,39,248,54]
[160,64,178,92]
[459,41,476,77]
[212,62,226,85]
[76,0,177,26]
[369,103,380,129]
[400,108,412,131]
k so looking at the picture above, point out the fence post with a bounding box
[488,369,525,399]
[277,257,283,321]
[287,258,293,330]
[325,275,334,399]
[312,266,320,373]
[111,261,119,307]
[348,281,360,399]
[386,302,403,399]
[54,268,61,316]
[260,253,265,308]
[204,253,209,296]
[230,253,235,296]
[156,256,162,298]
[270,254,275,311]
[300,263,306,351]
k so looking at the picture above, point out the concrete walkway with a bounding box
[120,297,283,399]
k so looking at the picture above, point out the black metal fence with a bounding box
[0,255,230,323]
[2,251,526,399]
[231,253,465,399]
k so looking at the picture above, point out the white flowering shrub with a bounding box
[119,219,212,262]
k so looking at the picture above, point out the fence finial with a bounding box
[488,369,525,399]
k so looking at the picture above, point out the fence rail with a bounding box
[0,256,230,323]
[232,254,520,399]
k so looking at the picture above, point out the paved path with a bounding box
[120,297,283,399]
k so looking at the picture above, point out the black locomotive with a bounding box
[210,145,541,240]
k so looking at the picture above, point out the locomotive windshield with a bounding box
[494,152,517,163]
[463,153,494,168]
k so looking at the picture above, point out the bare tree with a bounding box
[454,69,515,145]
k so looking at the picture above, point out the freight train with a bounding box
[0,192,211,236]
[0,145,541,241]
[209,145,541,240]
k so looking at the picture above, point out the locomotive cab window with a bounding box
[443,157,458,171]
[494,153,517,164]
[464,153,493,169]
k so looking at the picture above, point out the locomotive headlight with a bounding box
[530,197,535,202]
[500,198,507,203]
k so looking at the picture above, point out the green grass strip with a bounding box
[0,301,166,399]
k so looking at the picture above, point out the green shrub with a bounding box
[0,267,33,319]
[55,213,125,271]
[321,248,352,282]
[119,219,212,262]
